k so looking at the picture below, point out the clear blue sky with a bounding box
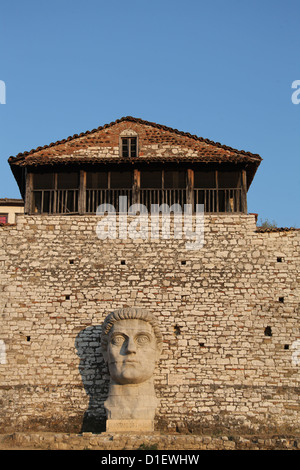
[0,0,299,227]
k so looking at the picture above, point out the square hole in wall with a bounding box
[65,295,70,300]
[284,344,289,350]
[121,260,126,265]
[69,259,74,265]
[279,297,284,303]
[181,260,186,265]
[174,325,181,337]
[277,257,283,263]
[264,326,272,337]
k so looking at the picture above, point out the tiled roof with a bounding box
[8,116,262,196]
[0,198,24,206]
[8,116,262,166]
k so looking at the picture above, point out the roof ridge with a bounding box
[8,116,262,163]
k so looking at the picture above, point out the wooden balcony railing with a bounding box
[86,189,133,213]
[31,188,245,214]
[32,189,79,214]
[194,188,244,213]
[139,188,187,210]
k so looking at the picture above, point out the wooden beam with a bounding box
[133,169,140,206]
[186,169,194,209]
[24,171,33,214]
[79,170,86,214]
[242,169,247,213]
[215,170,219,212]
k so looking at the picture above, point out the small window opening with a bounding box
[174,325,181,337]
[26,336,31,342]
[121,137,137,158]
[264,326,272,337]
[279,297,284,303]
[181,260,186,265]
[277,257,283,263]
[0,214,8,224]
[121,260,126,265]
[199,342,205,347]
[69,259,74,265]
[65,295,70,300]
[284,344,289,350]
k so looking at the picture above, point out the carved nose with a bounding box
[125,337,136,354]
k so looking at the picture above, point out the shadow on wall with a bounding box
[75,325,109,433]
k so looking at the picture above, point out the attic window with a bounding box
[121,137,137,158]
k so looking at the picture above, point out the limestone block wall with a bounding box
[0,214,299,434]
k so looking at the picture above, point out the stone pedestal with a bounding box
[106,419,154,433]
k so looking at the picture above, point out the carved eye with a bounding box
[111,334,125,346]
[135,334,150,346]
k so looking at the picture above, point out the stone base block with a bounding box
[106,419,154,433]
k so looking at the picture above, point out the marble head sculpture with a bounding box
[101,307,163,431]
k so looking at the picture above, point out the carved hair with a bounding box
[101,307,163,352]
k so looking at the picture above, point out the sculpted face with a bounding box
[105,318,159,385]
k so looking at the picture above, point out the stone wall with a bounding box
[1,431,299,450]
[0,214,299,435]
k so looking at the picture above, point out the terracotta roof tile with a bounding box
[0,198,24,205]
[8,116,262,196]
[8,116,262,166]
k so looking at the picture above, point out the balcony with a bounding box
[32,189,79,214]
[194,188,244,213]
[86,188,133,213]
[31,187,245,214]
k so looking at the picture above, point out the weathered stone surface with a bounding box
[106,419,154,433]
[0,431,299,450]
[0,214,299,435]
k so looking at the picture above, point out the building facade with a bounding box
[0,198,24,224]
[0,117,299,435]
